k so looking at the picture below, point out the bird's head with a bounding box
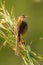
[18,15,28,21]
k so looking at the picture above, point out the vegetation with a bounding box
[0,1,43,65]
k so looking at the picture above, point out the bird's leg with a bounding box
[20,35,26,51]
[15,33,20,56]
[20,35,25,45]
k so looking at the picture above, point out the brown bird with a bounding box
[14,15,28,56]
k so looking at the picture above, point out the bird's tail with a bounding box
[15,33,20,56]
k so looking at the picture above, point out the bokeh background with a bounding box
[0,0,43,65]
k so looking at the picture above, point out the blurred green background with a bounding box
[0,0,43,65]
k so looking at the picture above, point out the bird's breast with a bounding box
[19,21,28,34]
